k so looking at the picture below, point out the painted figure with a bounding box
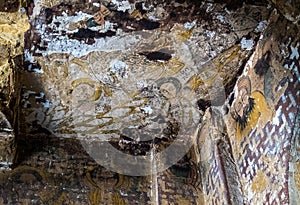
[230,76,273,144]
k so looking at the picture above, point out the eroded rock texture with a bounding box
[0,3,29,169]
[0,0,299,204]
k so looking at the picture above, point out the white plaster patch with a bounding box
[109,59,128,78]
[288,93,297,106]
[272,105,282,126]
[255,20,268,32]
[35,92,45,99]
[184,21,196,30]
[48,11,93,33]
[0,162,12,170]
[88,20,118,32]
[119,190,128,197]
[128,125,139,129]
[111,0,132,12]
[290,43,299,60]
[38,35,141,58]
[148,15,160,21]
[241,37,254,50]
[42,100,52,108]
[210,50,217,58]
[142,2,151,10]
[92,2,101,7]
[205,30,216,38]
[33,9,141,57]
[136,80,149,90]
[31,0,44,20]
[35,93,51,107]
[281,113,287,132]
[141,106,153,115]
[24,49,35,63]
[205,3,214,12]
[216,15,227,24]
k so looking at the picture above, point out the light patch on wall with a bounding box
[272,105,282,126]
[0,161,12,170]
[109,59,128,78]
[24,49,35,63]
[111,0,132,12]
[255,20,268,33]
[47,11,93,33]
[241,37,254,51]
[38,35,141,58]
[290,42,299,60]
[141,106,153,115]
[183,21,196,30]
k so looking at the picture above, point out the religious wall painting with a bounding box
[230,75,273,145]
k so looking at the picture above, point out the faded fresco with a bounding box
[0,0,299,204]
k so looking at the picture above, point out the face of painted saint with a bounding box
[160,82,177,100]
[233,86,255,130]
[234,87,249,117]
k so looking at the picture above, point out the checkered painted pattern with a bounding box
[237,42,300,204]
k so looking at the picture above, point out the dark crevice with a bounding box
[69,28,117,41]
[197,99,211,112]
[254,51,271,76]
[108,119,180,156]
[0,0,20,12]
[139,50,172,61]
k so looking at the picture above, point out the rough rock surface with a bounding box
[0,5,29,169]
[271,0,300,23]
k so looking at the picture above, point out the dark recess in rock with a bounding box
[140,18,161,30]
[0,0,19,12]
[254,51,271,76]
[25,0,34,16]
[70,28,117,39]
[44,8,54,24]
[140,51,172,61]
[228,93,235,106]
[135,2,147,15]
[109,137,152,156]
[197,99,211,112]
[109,10,161,31]
[24,28,44,56]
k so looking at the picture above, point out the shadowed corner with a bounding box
[0,0,20,12]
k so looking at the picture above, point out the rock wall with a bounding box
[0,5,29,169]
[270,0,300,23]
